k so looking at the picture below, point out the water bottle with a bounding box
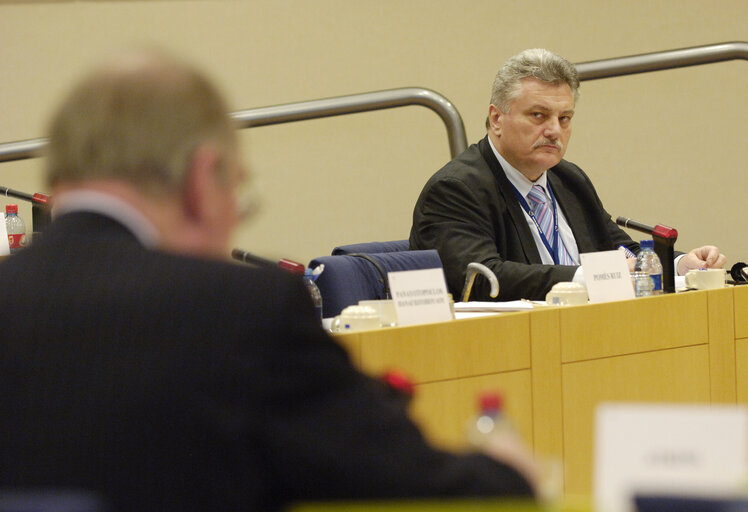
[5,204,27,254]
[466,391,517,448]
[303,268,323,323]
[635,239,663,295]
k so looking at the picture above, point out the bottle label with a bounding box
[8,233,26,251]
[650,273,662,292]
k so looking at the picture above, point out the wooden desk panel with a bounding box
[559,291,708,362]
[737,338,748,405]
[412,369,533,450]
[336,313,531,384]
[707,288,736,402]
[734,286,748,339]
[561,345,711,495]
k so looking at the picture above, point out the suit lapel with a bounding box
[547,170,595,254]
[477,137,543,264]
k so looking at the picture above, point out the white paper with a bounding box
[595,402,748,512]
[0,215,10,256]
[454,300,535,312]
[581,250,635,303]
[388,268,453,326]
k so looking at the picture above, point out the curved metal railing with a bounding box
[0,87,466,163]
[576,41,747,80]
[0,42,745,164]
[231,87,467,157]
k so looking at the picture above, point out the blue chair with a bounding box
[332,239,410,255]
[309,249,443,318]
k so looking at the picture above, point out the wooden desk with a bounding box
[335,286,748,497]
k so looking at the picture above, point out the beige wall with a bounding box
[1,0,746,267]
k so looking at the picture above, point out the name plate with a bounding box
[388,268,452,326]
[595,402,748,512]
[581,250,634,303]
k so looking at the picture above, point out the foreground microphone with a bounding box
[0,185,50,205]
[231,248,306,274]
[1,185,52,233]
[616,216,678,294]
[730,262,748,284]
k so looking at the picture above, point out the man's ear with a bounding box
[488,104,503,136]
[182,144,222,224]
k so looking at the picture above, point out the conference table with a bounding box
[334,285,748,497]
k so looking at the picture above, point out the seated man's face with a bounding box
[491,78,575,181]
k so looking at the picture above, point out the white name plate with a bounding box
[388,268,452,327]
[595,402,748,512]
[581,250,635,303]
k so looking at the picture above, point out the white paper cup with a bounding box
[685,268,726,290]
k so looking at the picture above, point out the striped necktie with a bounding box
[527,184,576,265]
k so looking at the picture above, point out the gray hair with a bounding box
[490,48,580,113]
[46,49,237,195]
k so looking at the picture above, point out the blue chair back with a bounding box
[332,240,410,255]
[309,249,442,318]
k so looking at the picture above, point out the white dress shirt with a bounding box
[51,190,160,248]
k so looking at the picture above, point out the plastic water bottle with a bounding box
[466,391,518,448]
[303,268,323,323]
[635,239,663,295]
[5,204,27,254]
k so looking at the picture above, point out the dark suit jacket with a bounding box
[410,137,638,301]
[0,211,532,511]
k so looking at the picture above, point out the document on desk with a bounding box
[454,300,536,312]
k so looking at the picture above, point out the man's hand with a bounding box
[480,428,541,498]
[677,246,726,275]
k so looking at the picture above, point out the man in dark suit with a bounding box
[410,48,725,301]
[0,50,536,510]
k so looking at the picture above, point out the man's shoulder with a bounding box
[427,140,493,185]
[548,159,593,186]
[152,249,298,294]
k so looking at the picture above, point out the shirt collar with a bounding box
[51,190,160,248]
[487,136,548,198]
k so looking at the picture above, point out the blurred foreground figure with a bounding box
[0,49,535,511]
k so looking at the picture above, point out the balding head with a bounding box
[46,49,237,197]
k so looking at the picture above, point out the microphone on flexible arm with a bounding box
[616,216,678,294]
[0,185,51,233]
[231,248,306,274]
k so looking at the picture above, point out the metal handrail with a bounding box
[231,87,467,157]
[0,87,467,164]
[1,42,746,164]
[576,41,747,81]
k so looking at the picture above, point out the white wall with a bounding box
[1,0,746,266]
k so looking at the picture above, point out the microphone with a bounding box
[615,217,678,240]
[231,248,306,274]
[1,186,50,205]
[730,262,748,283]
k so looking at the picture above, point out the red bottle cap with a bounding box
[478,391,503,412]
[382,368,414,397]
[5,204,18,214]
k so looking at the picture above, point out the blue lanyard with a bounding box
[509,182,562,264]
